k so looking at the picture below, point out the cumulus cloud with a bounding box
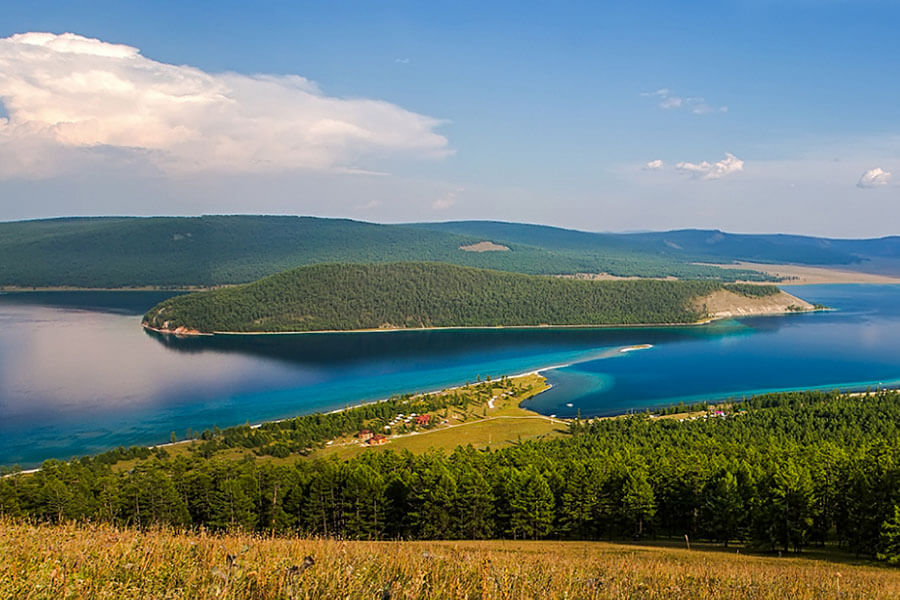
[0,32,450,177]
[676,153,744,180]
[432,188,462,211]
[857,167,892,188]
[641,88,727,115]
[644,159,664,170]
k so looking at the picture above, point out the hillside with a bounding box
[696,287,814,320]
[4,216,900,289]
[415,221,900,273]
[3,519,897,600]
[5,389,900,565]
[0,216,773,288]
[141,262,787,333]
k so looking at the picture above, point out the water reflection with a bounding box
[144,320,756,367]
[3,286,900,467]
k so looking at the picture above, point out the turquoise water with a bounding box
[1,285,899,467]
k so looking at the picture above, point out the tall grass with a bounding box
[2,518,896,599]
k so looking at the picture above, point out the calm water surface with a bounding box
[2,285,899,467]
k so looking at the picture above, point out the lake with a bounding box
[2,285,900,467]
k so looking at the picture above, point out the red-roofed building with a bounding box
[368,434,387,446]
[415,414,431,426]
[357,429,373,442]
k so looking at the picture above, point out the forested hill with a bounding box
[142,262,782,333]
[0,216,771,287]
[9,215,897,289]
[416,220,900,272]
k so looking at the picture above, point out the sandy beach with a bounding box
[724,262,900,285]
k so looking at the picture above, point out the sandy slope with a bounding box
[726,262,900,285]
[696,289,814,320]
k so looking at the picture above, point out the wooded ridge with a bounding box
[142,262,783,333]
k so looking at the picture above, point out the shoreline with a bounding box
[2,345,654,474]
[7,359,900,476]
[138,344,657,444]
[142,306,816,337]
[0,286,209,293]
[697,262,900,286]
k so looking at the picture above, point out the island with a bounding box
[141,262,813,334]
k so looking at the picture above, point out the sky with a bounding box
[0,1,898,237]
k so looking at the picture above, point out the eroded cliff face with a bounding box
[694,289,814,321]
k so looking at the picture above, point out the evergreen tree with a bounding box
[701,469,743,546]
[409,462,457,539]
[757,461,815,553]
[0,479,20,517]
[454,468,495,539]
[508,466,554,540]
[621,469,656,538]
[210,477,255,531]
[342,463,386,539]
[877,506,900,565]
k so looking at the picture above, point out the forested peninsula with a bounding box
[142,262,799,334]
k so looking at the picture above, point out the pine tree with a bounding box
[210,477,256,531]
[342,463,386,539]
[877,506,900,564]
[701,469,743,546]
[0,479,20,517]
[455,468,495,539]
[621,470,656,538]
[508,466,554,540]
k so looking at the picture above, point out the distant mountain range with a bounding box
[1,216,898,288]
[415,221,900,270]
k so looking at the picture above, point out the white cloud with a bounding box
[432,188,462,211]
[676,153,744,180]
[642,88,727,115]
[644,159,664,170]
[660,96,683,109]
[857,167,892,188]
[0,32,450,177]
[355,198,383,211]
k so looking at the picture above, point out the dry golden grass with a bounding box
[2,518,898,599]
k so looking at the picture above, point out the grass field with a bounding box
[106,373,563,470]
[2,518,897,599]
[313,373,566,460]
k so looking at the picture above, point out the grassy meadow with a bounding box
[314,372,565,460]
[2,518,897,599]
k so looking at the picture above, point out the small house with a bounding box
[415,414,431,426]
[368,434,388,446]
[357,429,373,442]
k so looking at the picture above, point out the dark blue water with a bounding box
[528,285,900,416]
[1,285,899,467]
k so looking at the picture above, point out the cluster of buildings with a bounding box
[677,409,731,422]
[386,412,431,429]
[356,412,433,446]
[356,429,387,445]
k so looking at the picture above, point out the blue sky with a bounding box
[0,1,898,236]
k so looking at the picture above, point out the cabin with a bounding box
[368,434,387,446]
[415,414,431,426]
[357,429,373,442]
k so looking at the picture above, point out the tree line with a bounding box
[2,389,900,562]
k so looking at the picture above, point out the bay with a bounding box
[1,284,899,467]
